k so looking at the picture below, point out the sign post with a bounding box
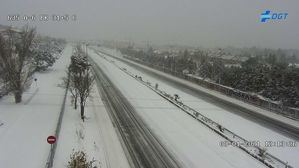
[47,135,56,144]
[46,135,56,168]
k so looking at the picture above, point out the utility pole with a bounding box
[85,43,88,57]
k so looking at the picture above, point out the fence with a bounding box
[45,73,69,168]
[104,55,293,168]
[123,56,299,120]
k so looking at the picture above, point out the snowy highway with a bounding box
[90,47,299,168]
[122,61,299,141]
[90,57,183,168]
[98,48,299,141]
[89,49,268,168]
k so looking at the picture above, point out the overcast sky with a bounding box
[0,0,298,49]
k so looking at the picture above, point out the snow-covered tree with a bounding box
[0,26,36,103]
[33,49,56,71]
[69,45,94,121]
[32,36,66,72]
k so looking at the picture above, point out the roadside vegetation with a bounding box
[67,150,97,168]
[120,46,299,108]
[62,44,94,122]
[0,25,66,103]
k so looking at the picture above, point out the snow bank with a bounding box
[0,44,72,168]
[90,49,267,168]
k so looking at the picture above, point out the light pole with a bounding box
[85,43,88,57]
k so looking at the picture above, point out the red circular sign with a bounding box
[47,136,56,144]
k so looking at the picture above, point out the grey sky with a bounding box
[1,0,298,49]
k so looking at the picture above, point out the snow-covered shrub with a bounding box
[33,49,56,71]
[67,150,97,168]
[32,36,66,72]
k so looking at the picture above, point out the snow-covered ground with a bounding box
[53,84,130,168]
[100,48,299,130]
[0,44,72,167]
[1,42,296,167]
[0,44,129,168]
[95,47,299,167]
[90,49,268,168]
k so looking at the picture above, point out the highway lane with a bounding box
[95,49,299,141]
[90,58,183,168]
[89,50,273,168]
[129,65,299,141]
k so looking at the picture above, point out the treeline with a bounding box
[32,35,66,71]
[0,25,66,102]
[61,45,94,122]
[121,47,197,74]
[120,46,299,108]
[222,57,299,108]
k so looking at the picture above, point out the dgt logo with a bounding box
[260,10,288,23]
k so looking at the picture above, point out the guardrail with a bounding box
[45,72,69,168]
[123,56,299,120]
[96,51,294,168]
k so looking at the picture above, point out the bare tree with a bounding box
[77,67,94,122]
[69,45,94,121]
[0,26,36,103]
[60,71,78,109]
[69,79,79,110]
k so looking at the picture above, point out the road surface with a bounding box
[90,58,183,168]
[90,47,299,167]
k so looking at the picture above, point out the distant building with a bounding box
[288,63,299,68]
[224,64,242,68]
[182,69,190,74]
[0,25,21,33]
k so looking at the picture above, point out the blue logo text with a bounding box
[260,10,288,23]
